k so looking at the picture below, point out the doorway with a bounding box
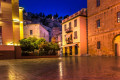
[114,35,120,56]
[75,45,78,55]
[69,46,72,55]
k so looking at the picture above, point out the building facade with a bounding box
[62,9,87,56]
[88,0,120,56]
[51,27,61,42]
[0,0,24,45]
[24,24,49,42]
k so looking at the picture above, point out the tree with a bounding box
[42,13,45,18]
[54,13,58,19]
[20,38,35,53]
[36,38,46,45]
[64,15,69,19]
[39,12,43,17]
[46,14,52,19]
[58,16,63,19]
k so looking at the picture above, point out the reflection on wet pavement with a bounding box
[0,57,120,80]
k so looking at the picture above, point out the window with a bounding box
[97,19,100,28]
[30,30,33,35]
[74,19,77,27]
[64,24,66,31]
[96,0,100,7]
[97,41,101,49]
[117,12,120,23]
[0,27,2,45]
[74,31,77,39]
[69,22,71,29]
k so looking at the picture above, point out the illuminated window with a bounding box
[0,27,2,45]
[30,30,33,35]
[64,24,66,31]
[74,19,77,27]
[97,41,100,49]
[74,31,77,39]
[96,0,100,7]
[117,12,120,23]
[97,19,100,28]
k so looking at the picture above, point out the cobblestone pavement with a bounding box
[0,57,120,80]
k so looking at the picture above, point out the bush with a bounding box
[20,37,60,56]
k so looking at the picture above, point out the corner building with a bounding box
[88,0,120,56]
[0,0,23,45]
[62,9,87,56]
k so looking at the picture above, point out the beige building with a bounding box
[87,0,120,56]
[24,24,49,42]
[62,8,87,56]
[0,0,24,45]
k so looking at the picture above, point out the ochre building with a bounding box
[87,0,120,56]
[62,9,87,56]
[0,0,23,45]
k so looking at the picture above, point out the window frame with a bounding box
[64,24,66,31]
[96,0,100,7]
[97,41,101,49]
[74,19,77,27]
[117,12,120,23]
[74,31,77,39]
[30,30,33,35]
[97,19,100,28]
[69,22,71,29]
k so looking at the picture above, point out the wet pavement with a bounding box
[0,57,120,80]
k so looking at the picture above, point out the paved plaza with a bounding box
[0,57,120,80]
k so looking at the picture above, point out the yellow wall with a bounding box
[62,16,87,56]
[12,0,20,44]
[0,0,24,45]
[62,16,81,46]
[19,7,24,40]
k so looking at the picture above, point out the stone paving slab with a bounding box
[0,57,120,80]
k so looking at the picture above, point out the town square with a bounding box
[0,0,120,80]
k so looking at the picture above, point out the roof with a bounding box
[62,8,87,24]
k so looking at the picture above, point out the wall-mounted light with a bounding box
[7,42,13,45]
[13,19,19,22]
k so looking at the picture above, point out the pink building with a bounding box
[24,24,49,42]
[51,27,62,42]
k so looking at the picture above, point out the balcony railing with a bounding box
[66,39,73,44]
[65,28,73,33]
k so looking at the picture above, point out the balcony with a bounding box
[66,39,73,44]
[65,28,73,33]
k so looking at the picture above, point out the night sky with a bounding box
[19,0,87,17]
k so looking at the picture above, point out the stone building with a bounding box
[62,8,87,56]
[24,24,49,42]
[51,27,61,42]
[0,0,24,45]
[87,0,120,56]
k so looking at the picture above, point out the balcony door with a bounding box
[69,46,72,55]
[75,45,78,55]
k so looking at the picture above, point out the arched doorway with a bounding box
[113,35,120,56]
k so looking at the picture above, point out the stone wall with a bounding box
[87,0,120,56]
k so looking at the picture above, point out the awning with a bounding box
[62,43,77,47]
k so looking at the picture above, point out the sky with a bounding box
[19,0,87,17]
